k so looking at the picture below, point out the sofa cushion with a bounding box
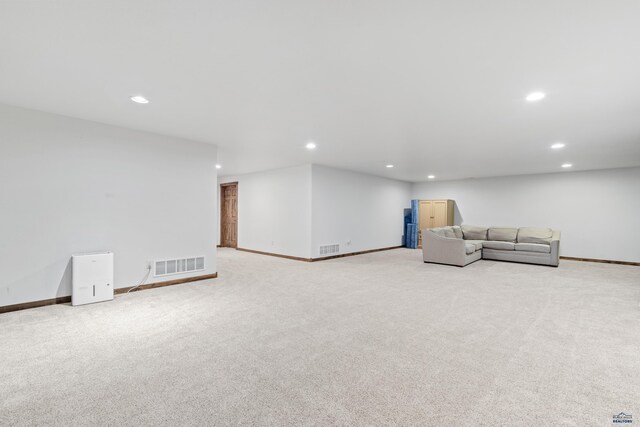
[442,227,457,238]
[462,225,488,240]
[517,227,553,244]
[465,243,476,255]
[430,228,446,237]
[488,227,518,242]
[451,226,463,239]
[483,241,515,251]
[515,243,551,253]
[465,240,484,251]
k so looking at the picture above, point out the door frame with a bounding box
[220,182,239,248]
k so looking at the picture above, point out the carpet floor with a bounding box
[1,248,639,426]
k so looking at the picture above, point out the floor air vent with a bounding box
[154,256,205,277]
[319,244,340,256]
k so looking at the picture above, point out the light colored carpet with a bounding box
[1,248,639,426]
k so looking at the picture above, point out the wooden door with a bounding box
[418,200,433,247]
[419,200,434,229]
[220,183,238,248]
[432,200,449,227]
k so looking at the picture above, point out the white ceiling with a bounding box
[1,0,640,182]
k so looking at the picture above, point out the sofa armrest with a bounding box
[422,230,467,266]
[550,230,561,266]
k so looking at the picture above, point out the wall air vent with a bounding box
[154,256,205,277]
[319,244,340,256]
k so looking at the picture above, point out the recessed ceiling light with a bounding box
[215,164,222,169]
[551,143,566,149]
[130,95,149,104]
[305,142,316,150]
[427,175,435,179]
[386,164,394,168]
[525,91,546,102]
[561,163,573,168]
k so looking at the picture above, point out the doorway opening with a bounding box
[220,182,238,248]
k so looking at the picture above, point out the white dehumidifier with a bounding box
[72,252,114,306]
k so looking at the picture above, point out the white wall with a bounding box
[311,165,411,258]
[411,167,640,262]
[0,104,218,307]
[219,165,312,258]
[219,164,411,259]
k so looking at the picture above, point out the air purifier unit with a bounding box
[72,252,114,306]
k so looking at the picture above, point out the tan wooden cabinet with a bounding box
[418,199,455,247]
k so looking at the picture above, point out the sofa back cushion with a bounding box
[488,227,518,242]
[431,227,458,238]
[517,227,553,244]
[461,225,488,240]
[430,228,446,237]
[442,227,457,238]
[451,226,463,239]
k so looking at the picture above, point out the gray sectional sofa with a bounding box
[422,225,560,267]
